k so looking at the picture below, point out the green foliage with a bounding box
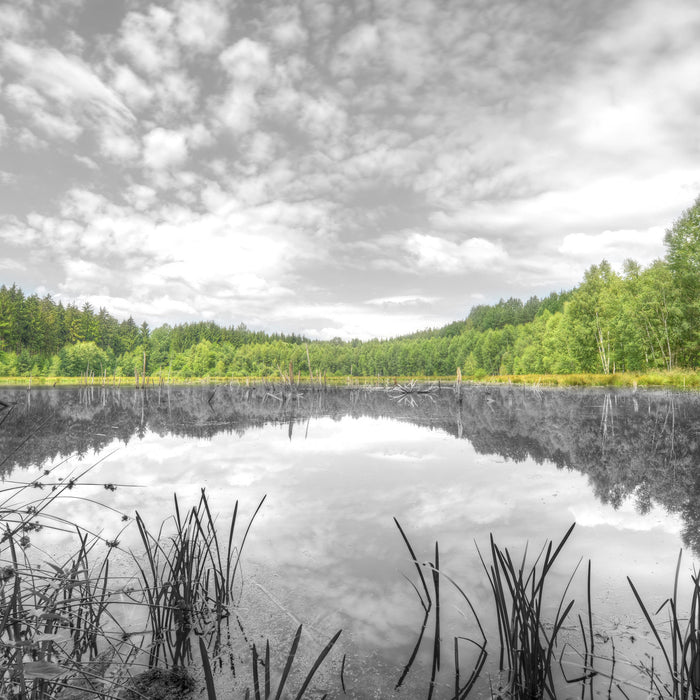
[58,342,111,377]
[664,196,700,366]
[1,194,700,379]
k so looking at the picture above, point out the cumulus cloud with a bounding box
[4,81,84,142]
[142,128,188,170]
[298,93,347,141]
[559,228,666,267]
[32,109,82,141]
[215,88,260,133]
[219,38,271,86]
[100,124,140,161]
[404,234,506,273]
[175,0,229,51]
[110,64,154,111]
[271,14,308,47]
[4,82,46,113]
[331,23,380,75]
[0,5,32,40]
[3,185,335,328]
[214,38,275,133]
[366,295,437,306]
[118,6,179,75]
[276,302,449,341]
[2,0,700,338]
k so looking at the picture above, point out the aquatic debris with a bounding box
[388,380,439,406]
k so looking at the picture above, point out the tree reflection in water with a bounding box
[0,383,699,554]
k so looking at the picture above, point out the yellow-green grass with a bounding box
[1,370,700,389]
[479,370,700,389]
[0,374,457,388]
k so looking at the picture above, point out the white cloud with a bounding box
[2,0,700,340]
[15,127,46,150]
[32,110,82,141]
[331,23,380,76]
[100,124,140,161]
[375,15,435,88]
[3,42,133,125]
[0,5,31,40]
[0,258,24,272]
[366,295,437,306]
[110,64,154,111]
[554,1,700,170]
[246,131,276,165]
[4,82,78,146]
[288,302,452,341]
[559,228,666,267]
[125,184,157,211]
[154,70,201,117]
[298,94,347,142]
[185,122,214,149]
[271,19,308,47]
[74,155,98,170]
[404,234,505,273]
[8,187,336,329]
[118,7,178,75]
[214,39,275,135]
[4,82,46,112]
[215,88,259,133]
[434,170,700,250]
[175,0,229,51]
[219,38,271,86]
[142,128,188,170]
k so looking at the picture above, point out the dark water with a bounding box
[0,384,698,698]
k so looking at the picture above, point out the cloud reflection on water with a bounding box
[34,411,690,696]
[2,385,699,697]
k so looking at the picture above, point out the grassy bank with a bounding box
[479,369,700,389]
[1,369,700,389]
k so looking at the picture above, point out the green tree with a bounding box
[664,195,700,365]
[58,342,110,376]
[566,261,620,373]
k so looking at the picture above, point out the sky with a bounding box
[1,0,699,341]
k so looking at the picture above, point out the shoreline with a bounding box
[0,369,699,390]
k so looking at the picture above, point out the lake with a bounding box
[1,383,698,698]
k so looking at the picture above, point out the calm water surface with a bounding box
[1,384,698,698]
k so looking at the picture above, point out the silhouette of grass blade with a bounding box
[394,518,431,611]
[292,628,342,700]
[199,637,217,700]
[274,624,302,700]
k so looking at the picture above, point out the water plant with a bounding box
[394,518,487,700]
[0,467,136,699]
[0,470,344,700]
[628,550,700,699]
[395,521,600,699]
[477,523,582,699]
[131,489,266,670]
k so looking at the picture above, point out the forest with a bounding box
[0,195,698,380]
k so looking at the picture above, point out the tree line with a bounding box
[1,196,699,379]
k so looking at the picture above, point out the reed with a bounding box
[628,550,700,699]
[131,489,266,670]
[477,523,581,699]
[394,518,487,700]
[394,521,605,699]
[0,467,137,699]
